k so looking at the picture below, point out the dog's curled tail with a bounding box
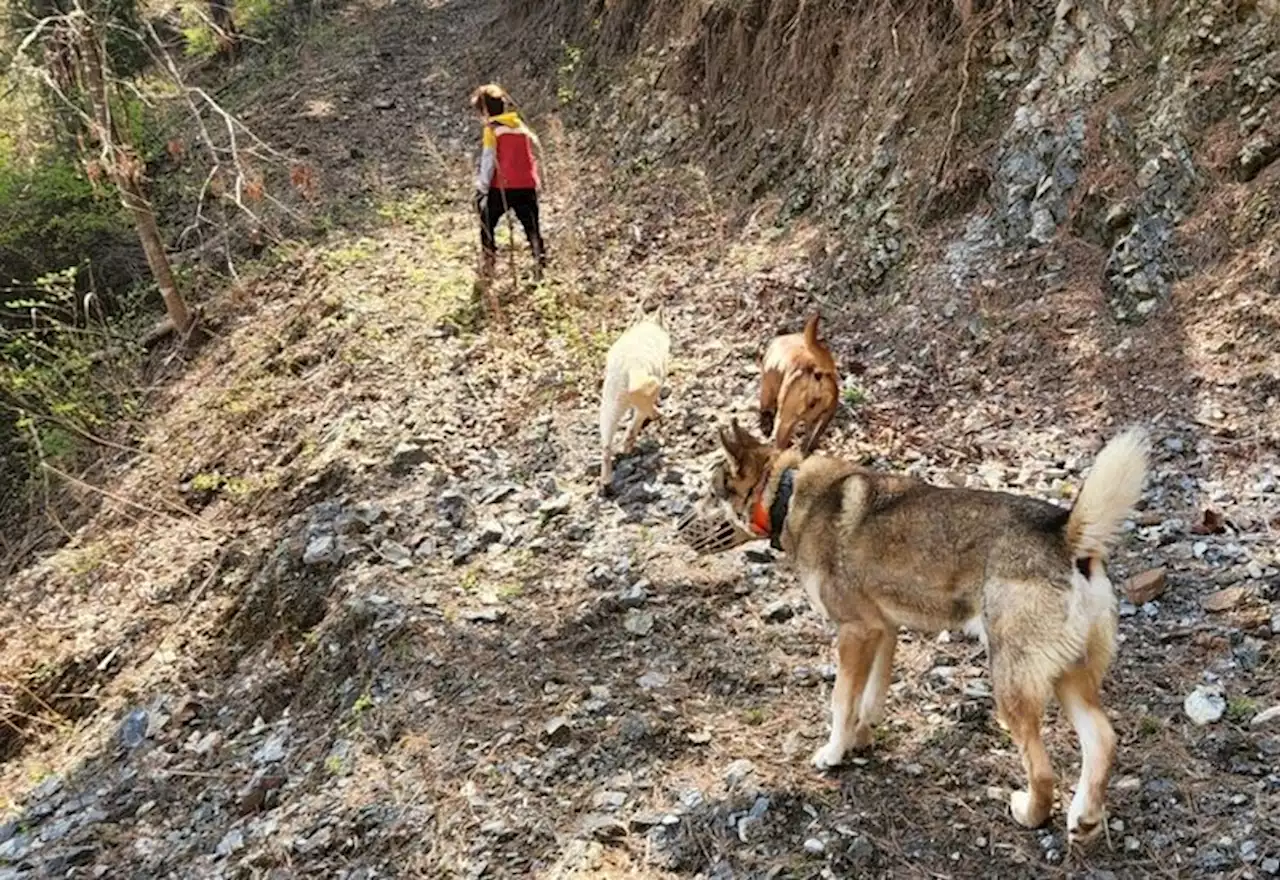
[1065,427,1150,561]
[803,312,822,349]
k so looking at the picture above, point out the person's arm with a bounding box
[532,133,545,194]
[476,125,497,196]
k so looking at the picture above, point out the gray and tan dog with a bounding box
[678,421,1149,843]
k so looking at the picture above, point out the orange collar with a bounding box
[750,481,772,537]
[748,466,795,550]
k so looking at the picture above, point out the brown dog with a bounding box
[759,313,839,453]
[678,422,1150,844]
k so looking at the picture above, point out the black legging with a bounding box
[480,188,545,261]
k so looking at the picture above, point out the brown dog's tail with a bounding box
[1065,428,1150,562]
[803,312,822,350]
[802,311,837,374]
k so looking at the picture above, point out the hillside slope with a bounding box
[0,0,1277,877]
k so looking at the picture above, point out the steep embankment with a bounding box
[509,0,1280,452]
[0,0,1277,877]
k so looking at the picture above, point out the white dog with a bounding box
[599,307,670,492]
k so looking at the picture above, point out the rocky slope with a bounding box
[0,0,1278,877]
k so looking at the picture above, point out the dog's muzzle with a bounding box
[676,501,759,555]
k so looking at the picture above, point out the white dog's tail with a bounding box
[1065,428,1150,561]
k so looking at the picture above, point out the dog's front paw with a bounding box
[1009,791,1051,829]
[812,742,846,771]
[850,724,874,751]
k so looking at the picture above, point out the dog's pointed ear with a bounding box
[718,423,742,474]
[731,419,757,451]
[719,422,739,455]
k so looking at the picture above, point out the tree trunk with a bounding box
[209,0,239,59]
[117,173,192,333]
[77,10,193,334]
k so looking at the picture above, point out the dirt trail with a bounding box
[1,0,1278,877]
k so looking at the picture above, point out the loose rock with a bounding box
[215,829,245,857]
[762,600,794,622]
[119,708,149,749]
[591,790,627,810]
[475,520,505,550]
[538,494,572,519]
[617,581,648,608]
[252,732,287,765]
[1184,685,1226,725]
[724,759,756,789]
[1251,705,1280,728]
[302,535,341,566]
[585,816,628,841]
[390,440,430,474]
[544,716,572,745]
[629,812,666,832]
[623,609,654,636]
[1125,567,1168,604]
[1191,508,1227,535]
[637,671,668,690]
[1202,587,1246,612]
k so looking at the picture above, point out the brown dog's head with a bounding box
[774,314,839,450]
[676,420,777,554]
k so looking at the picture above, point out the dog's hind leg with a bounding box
[1055,660,1115,845]
[621,402,651,453]
[813,622,882,769]
[599,396,622,489]
[994,679,1056,829]
[853,627,898,745]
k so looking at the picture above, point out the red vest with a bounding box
[490,123,540,190]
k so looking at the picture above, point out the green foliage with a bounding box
[189,471,255,496]
[177,0,345,61]
[100,0,150,77]
[557,42,583,105]
[0,152,130,286]
[0,263,146,507]
[9,0,150,136]
[0,134,144,505]
[841,384,867,408]
[179,2,220,61]
[1226,697,1257,724]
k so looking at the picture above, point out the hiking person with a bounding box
[470,83,547,288]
